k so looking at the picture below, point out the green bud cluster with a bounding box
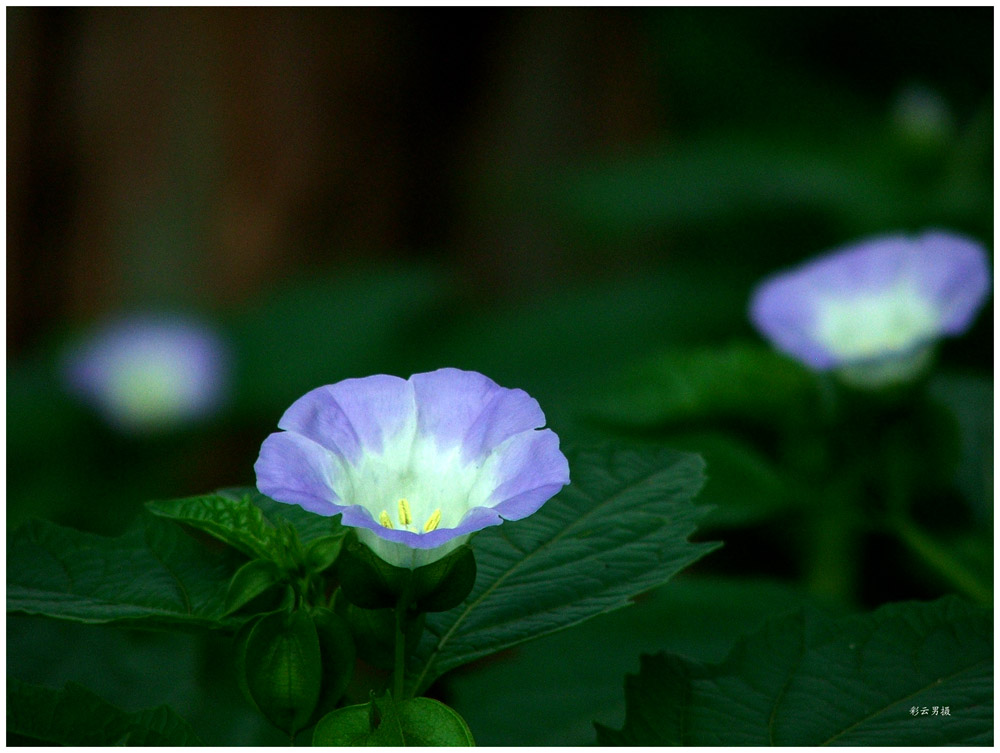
[225,516,477,743]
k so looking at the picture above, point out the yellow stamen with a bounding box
[379,510,394,529]
[423,508,442,533]
[398,498,412,526]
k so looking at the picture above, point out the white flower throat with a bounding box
[328,424,499,534]
[814,282,939,361]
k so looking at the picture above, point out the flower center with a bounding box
[813,282,939,361]
[330,425,499,534]
[377,498,442,533]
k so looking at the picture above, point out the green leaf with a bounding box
[446,576,824,746]
[7,515,242,630]
[304,535,344,574]
[592,341,819,429]
[7,676,203,745]
[224,559,285,615]
[312,694,475,746]
[598,597,992,746]
[409,443,717,693]
[146,493,284,560]
[218,487,343,546]
[242,609,322,735]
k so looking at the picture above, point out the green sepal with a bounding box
[308,607,357,722]
[312,693,475,746]
[304,534,345,575]
[337,536,404,609]
[411,545,477,612]
[338,534,476,612]
[311,702,372,746]
[241,608,322,736]
[223,558,285,616]
[341,602,424,670]
[391,696,476,746]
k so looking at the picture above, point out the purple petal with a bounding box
[277,375,414,463]
[254,432,341,516]
[351,517,481,549]
[411,368,545,462]
[908,230,990,333]
[802,235,914,293]
[749,277,836,369]
[488,429,571,521]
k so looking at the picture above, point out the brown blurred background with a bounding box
[8,8,667,355]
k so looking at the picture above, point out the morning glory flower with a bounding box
[255,368,570,568]
[63,314,230,432]
[749,231,990,388]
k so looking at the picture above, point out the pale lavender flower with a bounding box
[255,368,570,568]
[749,231,990,387]
[63,314,230,432]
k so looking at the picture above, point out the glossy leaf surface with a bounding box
[7,515,241,630]
[409,443,716,693]
[598,597,992,746]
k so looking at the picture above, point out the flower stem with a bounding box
[890,515,992,605]
[805,503,857,605]
[393,575,415,701]
[393,601,405,701]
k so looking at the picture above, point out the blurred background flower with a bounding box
[749,230,990,388]
[62,313,230,433]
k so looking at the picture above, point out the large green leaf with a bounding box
[408,443,717,693]
[7,676,203,745]
[446,576,828,747]
[7,514,242,630]
[598,596,992,746]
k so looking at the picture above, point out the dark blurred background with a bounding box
[7,6,993,745]
[9,7,992,348]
